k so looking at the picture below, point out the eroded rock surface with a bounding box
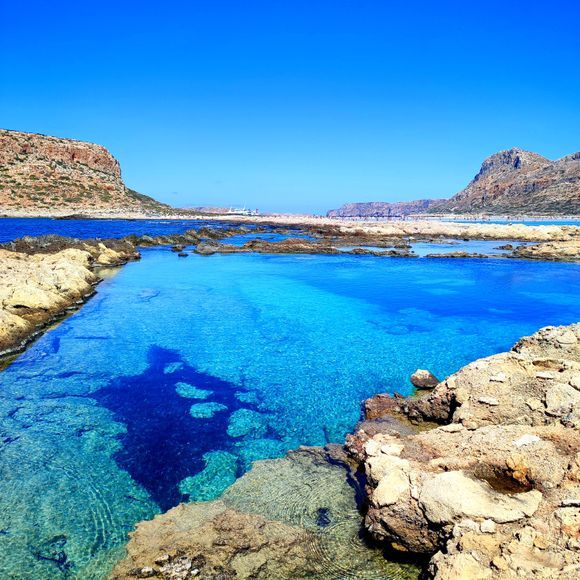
[347,324,580,578]
[112,448,419,579]
[0,239,139,353]
[513,239,580,262]
[0,129,169,215]
[410,369,440,389]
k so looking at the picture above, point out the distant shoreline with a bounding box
[1,209,579,225]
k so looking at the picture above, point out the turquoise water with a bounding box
[410,239,534,256]
[0,250,579,577]
[337,240,529,256]
[225,232,315,245]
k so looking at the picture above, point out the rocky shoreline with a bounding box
[348,323,580,578]
[0,229,578,578]
[0,237,139,356]
[109,323,579,579]
[1,222,578,357]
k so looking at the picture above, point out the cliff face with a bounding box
[433,148,580,215]
[0,129,168,214]
[327,199,442,218]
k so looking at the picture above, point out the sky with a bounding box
[1,1,579,214]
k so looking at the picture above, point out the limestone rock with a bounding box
[0,129,169,215]
[0,240,140,353]
[410,369,440,389]
[349,323,580,578]
[419,471,542,524]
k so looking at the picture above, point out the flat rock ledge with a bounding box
[0,237,139,354]
[346,323,580,578]
[111,447,418,579]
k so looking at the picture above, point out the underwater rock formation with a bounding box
[112,447,419,579]
[347,323,580,578]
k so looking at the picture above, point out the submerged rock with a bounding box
[179,451,238,501]
[189,402,227,419]
[113,448,419,579]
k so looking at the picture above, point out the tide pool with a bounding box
[0,250,579,578]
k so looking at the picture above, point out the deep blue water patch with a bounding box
[93,346,255,511]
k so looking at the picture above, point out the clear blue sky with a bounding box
[1,1,579,213]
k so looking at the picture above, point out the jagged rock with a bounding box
[194,241,221,255]
[410,369,440,389]
[433,148,580,215]
[347,323,580,578]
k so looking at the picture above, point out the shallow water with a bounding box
[225,232,315,245]
[336,239,535,256]
[437,218,580,226]
[410,239,533,256]
[0,250,579,577]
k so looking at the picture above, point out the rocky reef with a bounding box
[0,236,139,354]
[347,323,580,578]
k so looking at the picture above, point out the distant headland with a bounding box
[1,129,579,220]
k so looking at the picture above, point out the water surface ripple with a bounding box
[0,250,578,578]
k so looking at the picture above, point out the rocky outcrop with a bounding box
[433,148,580,215]
[327,199,443,218]
[0,238,139,354]
[326,148,580,218]
[512,239,580,262]
[112,447,417,579]
[0,129,169,215]
[410,369,440,389]
[346,324,580,578]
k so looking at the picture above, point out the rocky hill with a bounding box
[0,129,170,215]
[327,199,442,218]
[433,148,580,215]
[327,148,580,218]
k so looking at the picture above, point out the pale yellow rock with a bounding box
[419,471,542,524]
[373,468,410,507]
[366,454,410,485]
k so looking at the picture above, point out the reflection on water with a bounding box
[0,250,578,577]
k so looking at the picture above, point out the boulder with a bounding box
[410,369,440,389]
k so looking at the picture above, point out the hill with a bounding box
[327,148,580,218]
[327,199,442,218]
[433,148,580,215]
[0,129,170,215]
